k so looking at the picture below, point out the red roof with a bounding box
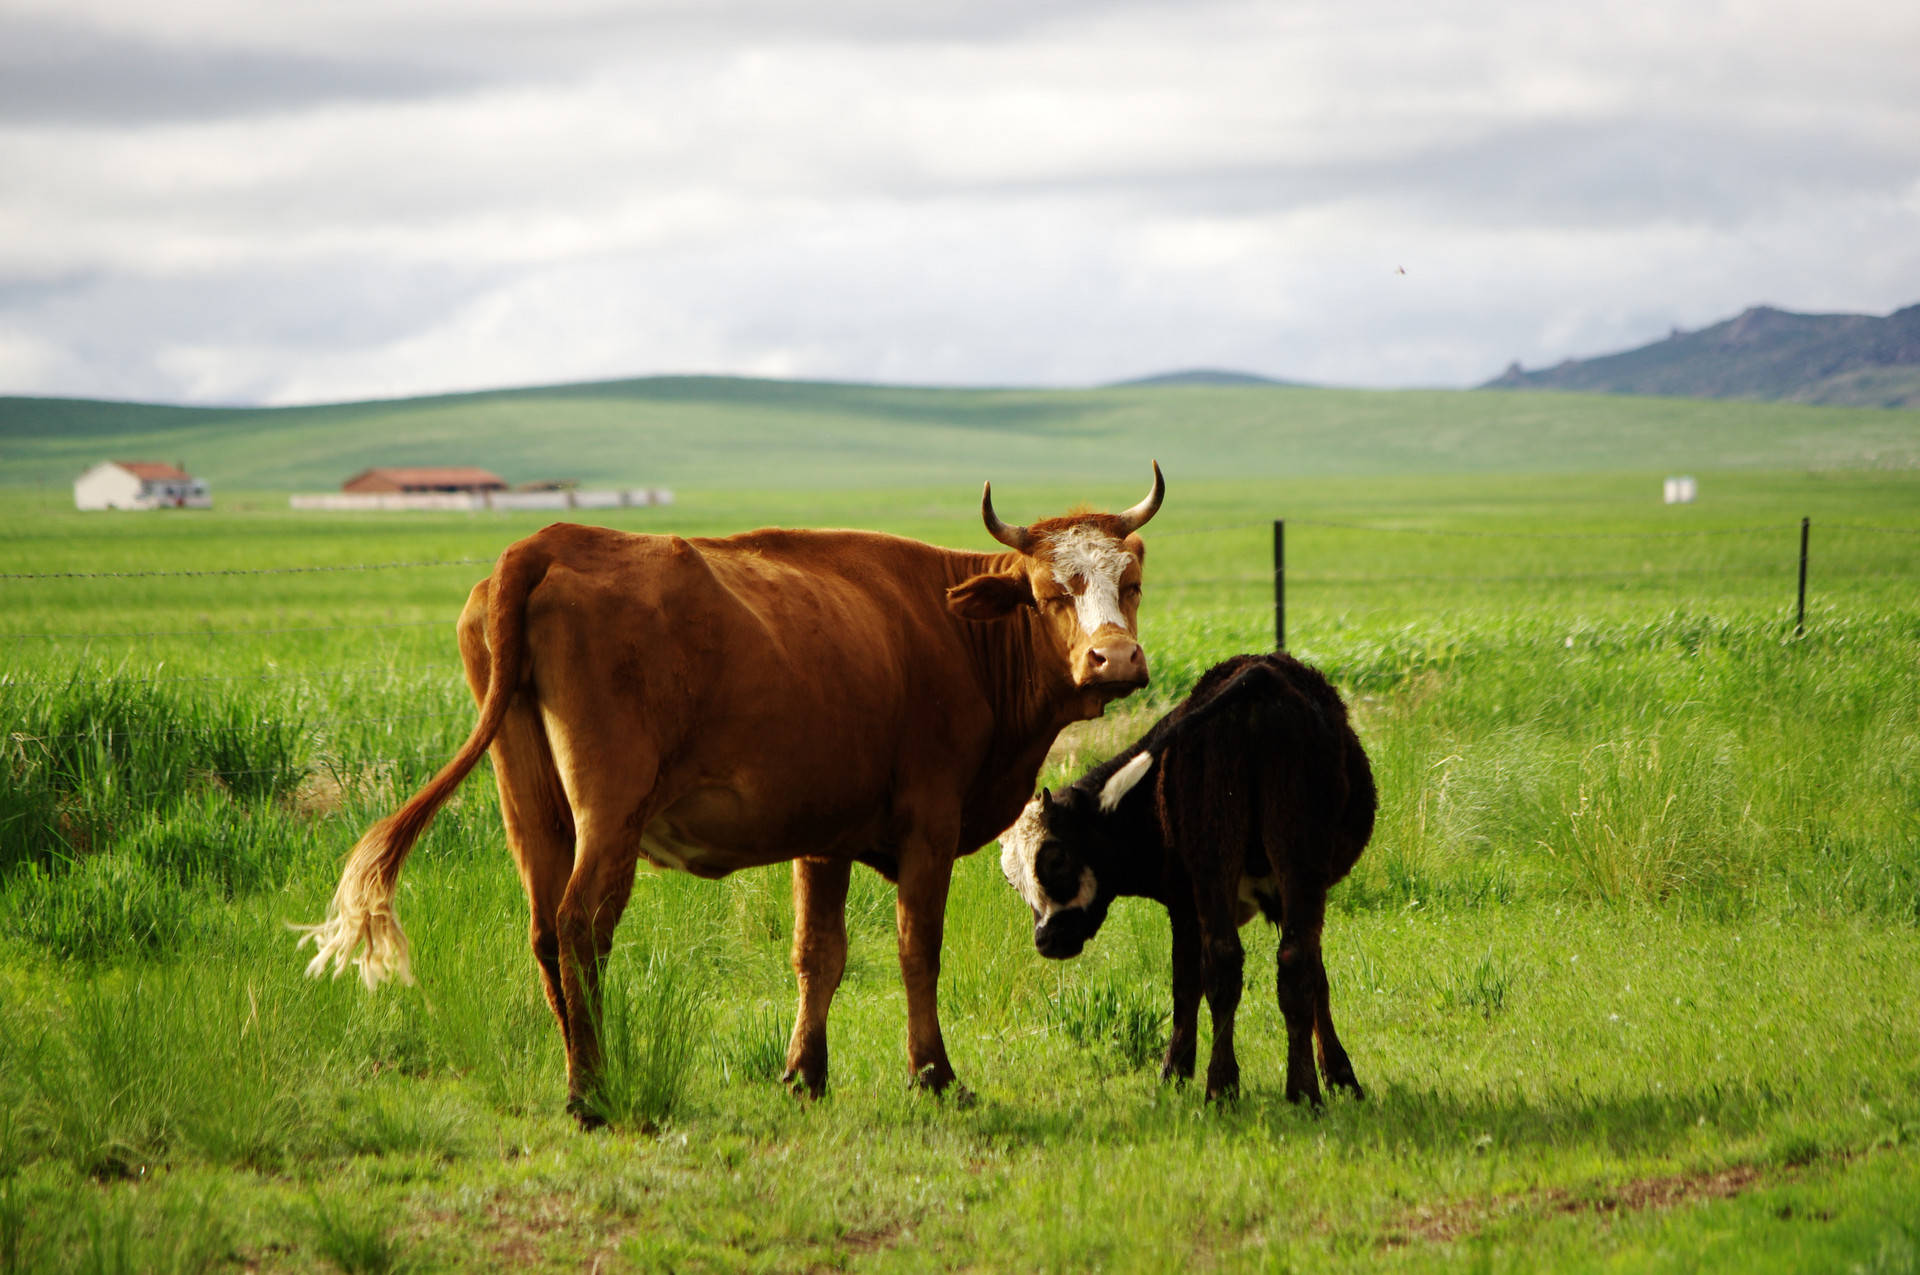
[117,461,192,481]
[343,466,508,492]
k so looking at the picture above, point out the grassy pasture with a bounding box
[5,379,1920,493]
[1,462,1918,1273]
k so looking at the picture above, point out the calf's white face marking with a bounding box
[999,798,1095,919]
[1045,524,1136,638]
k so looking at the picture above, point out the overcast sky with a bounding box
[3,0,1917,406]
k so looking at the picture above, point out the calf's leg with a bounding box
[783,856,851,1097]
[1313,968,1365,1100]
[1199,921,1245,1100]
[1162,905,1203,1083]
[1275,877,1337,1106]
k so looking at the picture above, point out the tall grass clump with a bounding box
[1551,728,1762,903]
[715,1004,792,1085]
[1047,979,1167,1073]
[0,673,315,958]
[0,673,306,871]
[306,1189,414,1275]
[581,947,713,1132]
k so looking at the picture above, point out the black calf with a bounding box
[999,652,1375,1104]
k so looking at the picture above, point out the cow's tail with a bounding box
[292,541,550,989]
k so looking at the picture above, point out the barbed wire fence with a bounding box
[3,514,1913,795]
[4,513,1912,658]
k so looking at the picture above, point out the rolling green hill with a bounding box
[1483,303,1920,408]
[1105,368,1301,388]
[3,374,1917,493]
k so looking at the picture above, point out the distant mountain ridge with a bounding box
[1482,302,1920,408]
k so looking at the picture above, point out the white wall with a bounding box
[287,488,672,512]
[74,463,142,510]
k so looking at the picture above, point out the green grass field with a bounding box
[5,378,1920,492]
[2,386,1919,1272]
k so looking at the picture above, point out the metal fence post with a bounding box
[1273,518,1285,651]
[1796,516,1810,637]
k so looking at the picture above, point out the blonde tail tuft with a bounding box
[290,822,416,989]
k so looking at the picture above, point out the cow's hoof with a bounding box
[566,1097,608,1131]
[780,1066,827,1100]
[908,1062,959,1096]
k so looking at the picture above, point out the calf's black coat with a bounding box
[1007,652,1375,1103]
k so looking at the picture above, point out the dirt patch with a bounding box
[1383,1162,1777,1247]
[840,1219,906,1254]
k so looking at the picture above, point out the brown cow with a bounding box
[295,466,1163,1121]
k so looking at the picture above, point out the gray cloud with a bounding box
[1,0,1916,404]
[0,17,482,124]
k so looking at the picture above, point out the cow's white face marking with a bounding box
[999,798,1095,919]
[1045,524,1135,638]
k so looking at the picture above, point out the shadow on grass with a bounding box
[956,1068,1919,1166]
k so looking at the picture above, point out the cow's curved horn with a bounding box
[1112,461,1165,535]
[981,481,1036,554]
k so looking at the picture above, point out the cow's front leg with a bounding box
[1162,904,1203,1083]
[895,842,958,1094]
[783,856,851,1098]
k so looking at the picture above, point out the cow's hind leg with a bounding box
[554,804,658,1128]
[496,708,576,1045]
[460,589,576,1044]
[783,856,850,1098]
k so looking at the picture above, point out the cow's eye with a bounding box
[1121,583,1141,598]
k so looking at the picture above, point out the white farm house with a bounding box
[74,461,211,511]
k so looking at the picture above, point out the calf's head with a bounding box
[999,753,1155,959]
[946,463,1162,708]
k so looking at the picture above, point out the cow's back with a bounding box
[483,522,1010,872]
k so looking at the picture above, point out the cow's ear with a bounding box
[947,570,1034,621]
[1098,752,1154,812]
